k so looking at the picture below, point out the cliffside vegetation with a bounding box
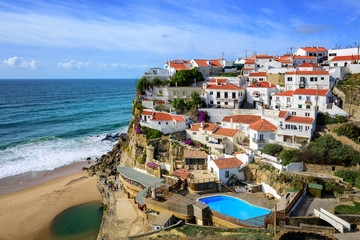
[171,67,204,86]
[334,123,360,144]
[337,73,360,104]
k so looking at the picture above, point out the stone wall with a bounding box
[267,73,285,86]
[304,163,359,175]
[286,216,328,227]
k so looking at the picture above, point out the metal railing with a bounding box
[210,209,268,228]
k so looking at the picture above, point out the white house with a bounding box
[285,70,334,90]
[275,55,293,67]
[274,109,316,148]
[207,154,245,182]
[292,89,333,111]
[186,122,241,154]
[191,59,231,77]
[221,115,262,139]
[328,47,359,61]
[271,90,294,109]
[144,67,170,81]
[141,110,187,134]
[207,78,229,85]
[164,59,192,76]
[296,62,323,71]
[246,81,278,109]
[243,59,255,75]
[204,83,245,108]
[249,119,278,150]
[248,72,267,83]
[292,56,317,66]
[294,47,328,62]
[254,55,275,71]
[330,55,360,67]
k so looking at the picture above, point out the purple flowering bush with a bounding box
[183,139,194,145]
[199,111,208,123]
[135,124,142,134]
[147,162,158,170]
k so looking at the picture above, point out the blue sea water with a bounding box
[0,79,136,179]
[199,195,270,220]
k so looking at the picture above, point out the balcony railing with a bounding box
[252,138,265,143]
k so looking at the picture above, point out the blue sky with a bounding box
[0,0,359,79]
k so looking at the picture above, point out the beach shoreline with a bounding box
[0,170,102,240]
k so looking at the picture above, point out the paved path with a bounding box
[291,196,340,217]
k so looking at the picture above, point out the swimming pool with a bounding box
[198,195,270,220]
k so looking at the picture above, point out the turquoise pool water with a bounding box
[199,195,270,220]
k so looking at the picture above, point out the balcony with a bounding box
[207,141,225,149]
[252,138,265,143]
[299,82,306,89]
[305,100,311,105]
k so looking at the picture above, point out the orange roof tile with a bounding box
[247,81,276,88]
[293,89,330,96]
[222,115,261,124]
[249,72,267,77]
[245,59,255,64]
[249,119,277,132]
[206,84,243,90]
[278,111,288,118]
[209,78,228,84]
[277,59,292,63]
[273,90,294,96]
[193,59,209,66]
[301,47,327,52]
[189,123,218,131]
[285,116,314,124]
[171,169,191,180]
[297,62,322,68]
[255,55,274,59]
[331,55,360,62]
[183,150,208,159]
[243,68,255,70]
[249,54,272,59]
[171,62,190,70]
[285,71,329,75]
[213,157,243,169]
[142,111,186,122]
[293,56,316,59]
[213,127,239,137]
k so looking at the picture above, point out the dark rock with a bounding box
[86,157,91,160]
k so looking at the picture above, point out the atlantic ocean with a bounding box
[0,79,136,180]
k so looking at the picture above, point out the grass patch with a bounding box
[335,201,360,214]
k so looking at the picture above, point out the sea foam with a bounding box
[0,130,126,179]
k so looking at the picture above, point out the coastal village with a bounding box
[92,46,360,240]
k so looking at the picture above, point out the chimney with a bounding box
[201,121,205,129]
[230,117,233,129]
[216,79,218,85]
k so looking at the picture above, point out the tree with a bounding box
[136,76,148,94]
[171,67,204,86]
[191,91,202,105]
[172,98,185,113]
[334,123,360,143]
[150,77,161,87]
[261,144,284,156]
[279,149,300,166]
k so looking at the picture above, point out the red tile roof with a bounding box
[249,72,267,77]
[297,62,322,68]
[255,55,274,59]
[183,150,208,159]
[213,127,239,137]
[247,81,276,88]
[171,62,190,70]
[243,68,255,70]
[277,59,292,63]
[293,89,330,96]
[222,115,261,124]
[293,56,316,59]
[249,119,277,132]
[193,59,209,66]
[171,169,191,180]
[278,111,288,118]
[209,78,228,84]
[245,59,255,64]
[213,157,243,169]
[285,71,329,75]
[331,55,360,62]
[285,116,314,124]
[189,123,218,131]
[301,47,327,52]
[142,111,186,122]
[206,84,243,90]
[273,90,294,96]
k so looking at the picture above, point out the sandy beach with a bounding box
[0,171,102,240]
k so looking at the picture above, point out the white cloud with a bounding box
[98,63,149,70]
[2,56,37,69]
[58,60,91,70]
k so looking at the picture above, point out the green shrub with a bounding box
[172,98,185,113]
[334,170,360,185]
[261,165,271,171]
[136,76,149,94]
[137,150,147,164]
[171,67,204,86]
[261,144,283,156]
[279,149,300,166]
[316,112,348,126]
[334,123,360,143]
[141,126,162,139]
[335,202,360,214]
[150,77,161,87]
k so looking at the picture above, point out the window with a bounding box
[193,132,197,135]
[225,102,228,105]
[334,63,338,66]
[305,112,310,116]
[217,92,220,98]
[225,171,229,178]
[276,97,279,101]
[299,125,303,131]
[310,77,317,82]
[210,101,213,104]
[158,122,161,125]
[306,96,310,101]
[210,91,213,95]
[298,96,302,100]
[298,104,302,108]
[292,111,296,116]
[287,97,291,102]
[270,134,274,140]
[224,92,228,98]
[321,77,324,80]
[287,77,292,81]
[217,101,220,105]
[305,126,310,131]
[329,53,337,56]
[232,92,236,98]
[306,105,311,109]
[166,122,168,125]
[259,134,264,141]
[259,78,264,81]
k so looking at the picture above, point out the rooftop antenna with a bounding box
[221,51,224,59]
[290,47,293,55]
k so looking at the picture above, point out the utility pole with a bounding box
[245,49,247,59]
[290,47,293,55]
[221,51,224,59]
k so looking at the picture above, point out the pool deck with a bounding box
[185,191,278,211]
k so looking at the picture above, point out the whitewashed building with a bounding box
[271,90,294,109]
[294,47,328,62]
[330,55,360,67]
[296,62,323,71]
[186,122,241,154]
[328,47,359,61]
[221,115,262,139]
[141,110,187,134]
[204,83,245,108]
[249,119,278,150]
[164,59,191,76]
[246,81,278,109]
[248,72,267,83]
[208,154,245,182]
[285,70,334,90]
[292,56,317,66]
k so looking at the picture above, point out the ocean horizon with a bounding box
[0,79,136,179]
